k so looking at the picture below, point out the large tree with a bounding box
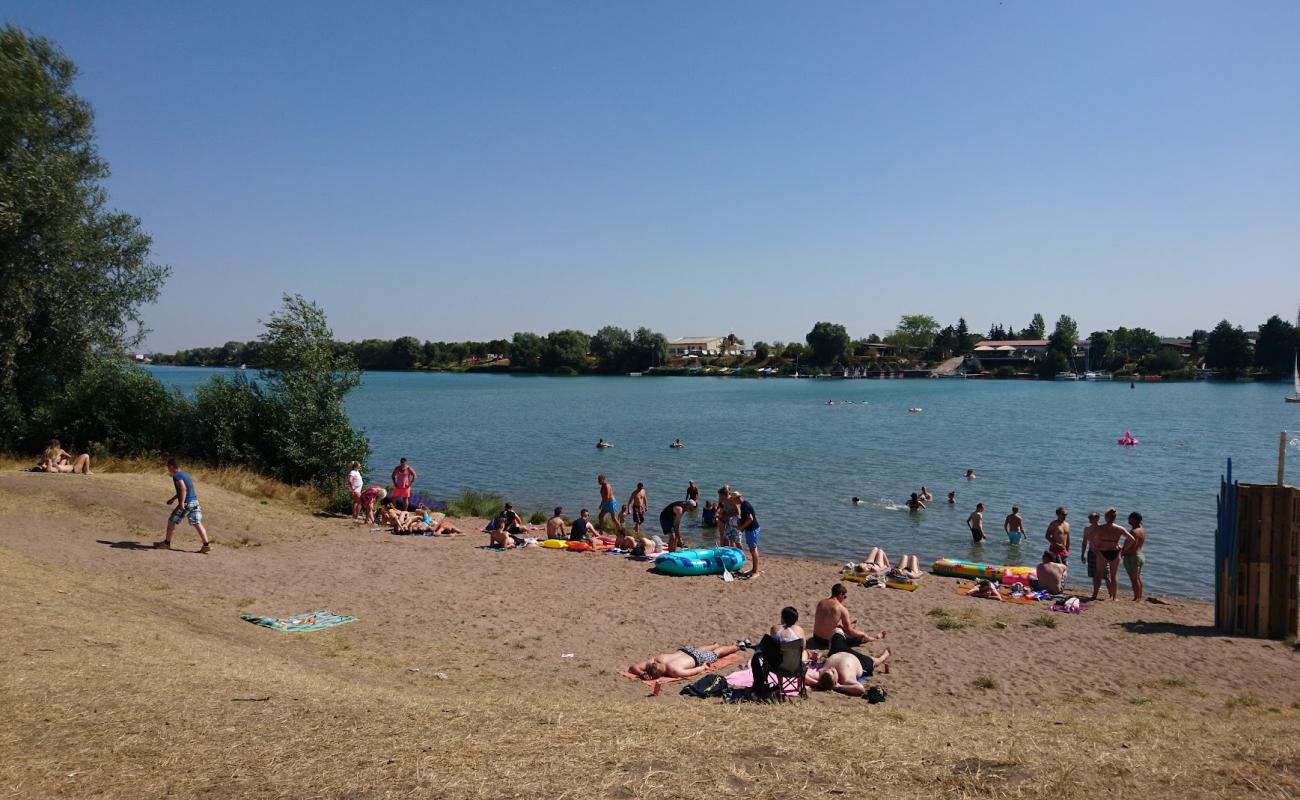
[1048,315,1079,355]
[590,325,632,373]
[1204,320,1252,375]
[0,26,169,446]
[1253,315,1296,378]
[805,322,850,366]
[627,327,667,371]
[893,314,941,353]
[1020,313,1047,339]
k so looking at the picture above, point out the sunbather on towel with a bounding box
[855,548,891,574]
[888,555,924,581]
[968,579,1003,600]
[808,649,891,697]
[628,643,741,680]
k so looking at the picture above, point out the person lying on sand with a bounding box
[808,649,891,697]
[968,579,1003,600]
[628,643,742,680]
[888,555,924,581]
[855,548,890,574]
[379,507,460,535]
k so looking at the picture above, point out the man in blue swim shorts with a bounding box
[597,473,624,534]
[155,458,212,554]
[734,491,762,578]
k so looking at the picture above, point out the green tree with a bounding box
[1204,320,1252,375]
[1139,348,1185,375]
[805,322,850,366]
[1035,350,1071,379]
[894,314,940,353]
[1048,315,1078,355]
[753,341,771,361]
[390,336,422,370]
[1020,313,1046,339]
[956,318,975,353]
[1088,331,1114,368]
[590,325,632,372]
[543,329,591,371]
[0,26,170,447]
[509,332,544,369]
[783,342,807,361]
[628,327,668,371]
[1189,329,1207,361]
[1253,315,1296,378]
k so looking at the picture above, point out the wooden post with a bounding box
[1281,431,1288,486]
[1223,483,1300,639]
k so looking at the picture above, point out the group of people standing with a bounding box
[1026,507,1147,601]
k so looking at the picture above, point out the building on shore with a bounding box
[668,334,749,358]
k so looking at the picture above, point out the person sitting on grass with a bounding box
[888,555,924,581]
[628,643,742,681]
[37,439,92,474]
[808,649,891,697]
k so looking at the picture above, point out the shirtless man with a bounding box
[1036,551,1067,594]
[628,483,648,534]
[596,474,623,534]
[966,503,986,543]
[808,649,891,697]
[659,500,689,551]
[1079,511,1106,582]
[545,507,566,540]
[1045,507,1070,564]
[920,486,933,503]
[906,493,926,511]
[1123,512,1146,601]
[628,643,741,680]
[1004,506,1026,545]
[811,583,884,651]
[947,491,956,504]
[1091,508,1135,601]
[686,480,700,508]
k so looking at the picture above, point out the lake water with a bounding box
[148,366,1300,599]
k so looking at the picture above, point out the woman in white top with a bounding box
[347,461,364,522]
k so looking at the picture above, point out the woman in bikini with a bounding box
[1091,508,1135,601]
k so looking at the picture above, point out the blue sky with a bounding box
[8,1,1299,349]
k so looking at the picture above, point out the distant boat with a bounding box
[1054,372,1078,381]
[1083,371,1112,382]
[627,372,642,377]
[1287,355,1300,403]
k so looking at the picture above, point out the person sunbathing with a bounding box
[855,547,891,574]
[808,649,891,697]
[37,440,92,474]
[628,643,741,680]
[968,579,1003,600]
[888,555,924,581]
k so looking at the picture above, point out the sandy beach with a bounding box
[2,470,1299,799]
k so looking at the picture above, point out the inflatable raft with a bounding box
[654,547,745,577]
[932,558,1035,580]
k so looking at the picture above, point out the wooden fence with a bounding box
[1216,464,1299,639]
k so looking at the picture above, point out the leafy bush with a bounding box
[445,490,504,518]
[28,363,185,456]
[528,511,547,525]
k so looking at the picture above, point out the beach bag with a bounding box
[680,674,728,698]
[866,685,888,704]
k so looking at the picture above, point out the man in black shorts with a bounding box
[659,500,689,551]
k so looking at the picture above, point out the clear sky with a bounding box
[7,1,1299,350]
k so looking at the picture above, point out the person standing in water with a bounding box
[596,474,623,534]
[685,480,700,508]
[906,493,926,511]
[966,503,986,542]
[1045,507,1070,564]
[628,482,648,534]
[1123,512,1146,601]
[1090,508,1133,601]
[1003,506,1026,545]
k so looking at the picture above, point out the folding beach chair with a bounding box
[753,635,807,700]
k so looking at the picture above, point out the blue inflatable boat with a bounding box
[654,547,745,577]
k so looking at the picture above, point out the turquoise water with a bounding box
[148,366,1300,599]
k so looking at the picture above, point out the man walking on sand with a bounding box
[597,474,623,534]
[391,458,417,511]
[155,458,211,554]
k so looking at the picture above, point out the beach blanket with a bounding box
[240,610,355,632]
[619,651,745,685]
[954,582,1037,605]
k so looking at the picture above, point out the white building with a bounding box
[668,336,728,358]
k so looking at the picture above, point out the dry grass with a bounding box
[3,548,1299,799]
[1,453,324,509]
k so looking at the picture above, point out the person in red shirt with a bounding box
[391,458,417,511]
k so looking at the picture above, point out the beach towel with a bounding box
[240,610,355,632]
[725,666,814,697]
[954,582,1037,605]
[619,651,745,686]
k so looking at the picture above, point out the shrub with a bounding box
[28,363,186,456]
[1030,615,1058,629]
[445,490,504,518]
[528,511,547,525]
[972,676,999,690]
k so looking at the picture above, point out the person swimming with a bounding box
[596,438,612,448]
[906,492,926,511]
[851,497,864,506]
[670,438,684,448]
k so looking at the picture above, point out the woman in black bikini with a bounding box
[1091,508,1134,601]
